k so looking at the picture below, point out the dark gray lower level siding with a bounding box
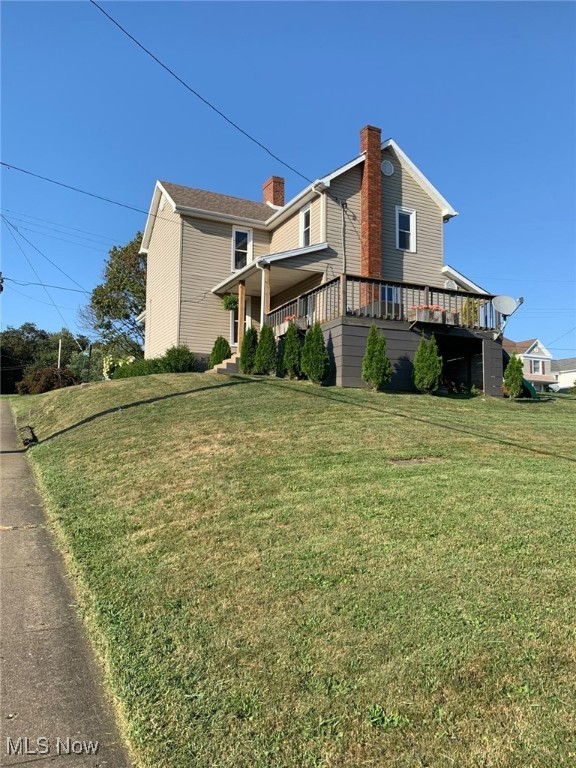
[322,317,503,395]
[483,338,505,397]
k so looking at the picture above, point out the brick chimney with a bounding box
[360,125,382,278]
[262,176,285,207]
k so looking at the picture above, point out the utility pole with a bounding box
[57,337,62,369]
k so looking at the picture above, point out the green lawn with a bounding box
[11,375,576,767]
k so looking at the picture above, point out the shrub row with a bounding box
[113,346,196,379]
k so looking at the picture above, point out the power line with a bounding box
[1,218,82,348]
[3,277,89,293]
[0,207,122,243]
[5,284,78,311]
[4,223,111,253]
[89,0,313,186]
[0,161,149,215]
[546,326,576,347]
[2,216,89,294]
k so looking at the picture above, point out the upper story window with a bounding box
[232,227,252,271]
[300,204,311,247]
[396,206,416,253]
[532,359,541,374]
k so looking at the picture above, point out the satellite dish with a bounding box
[492,295,518,315]
[444,279,458,290]
[381,160,394,176]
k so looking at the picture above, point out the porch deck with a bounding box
[265,274,500,334]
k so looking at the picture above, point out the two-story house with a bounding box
[140,125,504,394]
[503,338,555,392]
[551,358,576,391]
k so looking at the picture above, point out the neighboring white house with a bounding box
[551,357,576,391]
[502,338,556,392]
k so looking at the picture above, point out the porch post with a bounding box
[238,280,246,348]
[263,264,271,315]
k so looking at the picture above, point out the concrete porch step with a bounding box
[207,353,240,375]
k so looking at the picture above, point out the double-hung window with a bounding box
[300,205,311,247]
[532,360,541,374]
[232,228,252,271]
[395,206,416,253]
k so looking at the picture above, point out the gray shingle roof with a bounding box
[160,181,272,222]
[551,357,576,372]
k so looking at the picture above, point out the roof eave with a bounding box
[174,205,269,229]
[140,181,176,253]
[441,265,490,295]
[382,138,459,220]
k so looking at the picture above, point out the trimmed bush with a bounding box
[160,345,196,373]
[413,334,442,393]
[210,336,232,368]
[282,322,302,379]
[17,366,79,395]
[301,322,330,385]
[254,324,277,375]
[362,325,392,391]
[113,358,162,379]
[503,354,524,399]
[240,327,258,374]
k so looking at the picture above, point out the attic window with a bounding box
[300,205,311,247]
[232,227,252,271]
[396,206,416,253]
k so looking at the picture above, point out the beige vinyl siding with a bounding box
[179,218,270,356]
[248,296,261,331]
[144,201,181,358]
[270,211,298,253]
[325,165,362,275]
[253,228,271,260]
[381,147,445,288]
[269,197,322,254]
[179,217,233,356]
[271,273,324,310]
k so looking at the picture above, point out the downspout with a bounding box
[341,201,348,275]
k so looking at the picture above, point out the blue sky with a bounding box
[1,1,575,355]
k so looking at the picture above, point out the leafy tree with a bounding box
[301,322,330,385]
[254,324,277,375]
[84,232,146,345]
[0,323,88,393]
[504,354,524,399]
[240,327,258,374]
[282,322,301,379]
[413,334,442,393]
[210,336,232,368]
[0,323,48,393]
[67,346,106,383]
[362,325,392,391]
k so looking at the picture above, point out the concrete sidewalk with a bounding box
[0,400,130,767]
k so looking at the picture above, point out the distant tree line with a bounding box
[2,231,147,394]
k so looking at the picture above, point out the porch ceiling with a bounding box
[221,265,322,296]
[212,242,329,297]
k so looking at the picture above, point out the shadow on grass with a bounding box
[251,377,576,464]
[34,377,263,446]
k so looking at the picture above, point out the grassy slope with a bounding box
[12,375,576,768]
